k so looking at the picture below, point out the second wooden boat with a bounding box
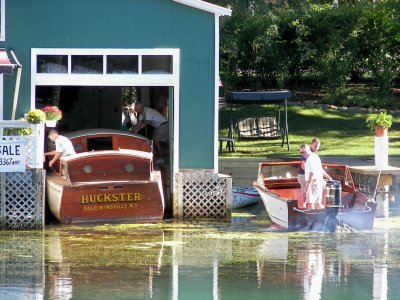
[253,161,377,231]
[232,187,261,209]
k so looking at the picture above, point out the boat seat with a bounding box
[264,178,300,189]
[269,188,302,201]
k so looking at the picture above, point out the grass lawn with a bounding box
[219,103,400,158]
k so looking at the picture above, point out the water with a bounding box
[2,203,400,300]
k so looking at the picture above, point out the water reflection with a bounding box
[373,232,389,300]
[301,249,324,300]
[0,232,44,299]
[1,213,400,299]
[46,227,166,299]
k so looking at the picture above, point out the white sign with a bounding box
[0,139,27,172]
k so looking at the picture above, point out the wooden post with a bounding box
[31,123,45,169]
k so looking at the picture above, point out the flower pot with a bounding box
[45,120,57,127]
[374,126,388,137]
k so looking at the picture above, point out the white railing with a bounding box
[0,120,45,169]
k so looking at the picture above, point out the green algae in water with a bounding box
[5,217,400,299]
[232,212,257,217]
[249,219,272,226]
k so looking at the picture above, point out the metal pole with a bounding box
[284,98,290,151]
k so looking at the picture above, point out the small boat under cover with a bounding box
[46,129,164,224]
[253,161,377,231]
[232,187,261,209]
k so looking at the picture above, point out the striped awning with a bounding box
[0,49,15,75]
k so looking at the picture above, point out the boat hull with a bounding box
[255,185,377,231]
[253,186,289,227]
[47,172,164,224]
[45,129,166,224]
[232,187,261,209]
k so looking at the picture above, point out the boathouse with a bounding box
[0,0,232,222]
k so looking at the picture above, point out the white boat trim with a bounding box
[254,184,289,228]
[61,149,153,162]
[46,178,63,221]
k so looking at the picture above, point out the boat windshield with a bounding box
[323,165,355,189]
[260,163,299,179]
[323,165,344,182]
[344,168,355,188]
[259,163,354,190]
[87,137,113,151]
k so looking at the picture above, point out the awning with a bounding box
[0,49,16,75]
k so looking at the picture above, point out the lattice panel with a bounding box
[351,172,377,197]
[0,170,45,229]
[176,171,232,219]
[351,171,397,200]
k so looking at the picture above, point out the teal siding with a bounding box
[2,0,216,169]
[172,3,216,168]
[180,61,215,169]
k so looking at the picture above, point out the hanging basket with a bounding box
[45,120,57,127]
[374,126,388,137]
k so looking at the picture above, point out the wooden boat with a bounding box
[46,129,164,224]
[232,187,261,209]
[253,161,377,231]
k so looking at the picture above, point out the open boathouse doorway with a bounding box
[31,49,179,216]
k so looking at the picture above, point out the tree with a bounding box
[214,0,400,101]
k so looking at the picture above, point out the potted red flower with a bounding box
[41,106,62,127]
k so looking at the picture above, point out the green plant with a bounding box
[4,127,32,135]
[41,106,62,121]
[26,109,46,124]
[4,118,32,135]
[365,112,393,131]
